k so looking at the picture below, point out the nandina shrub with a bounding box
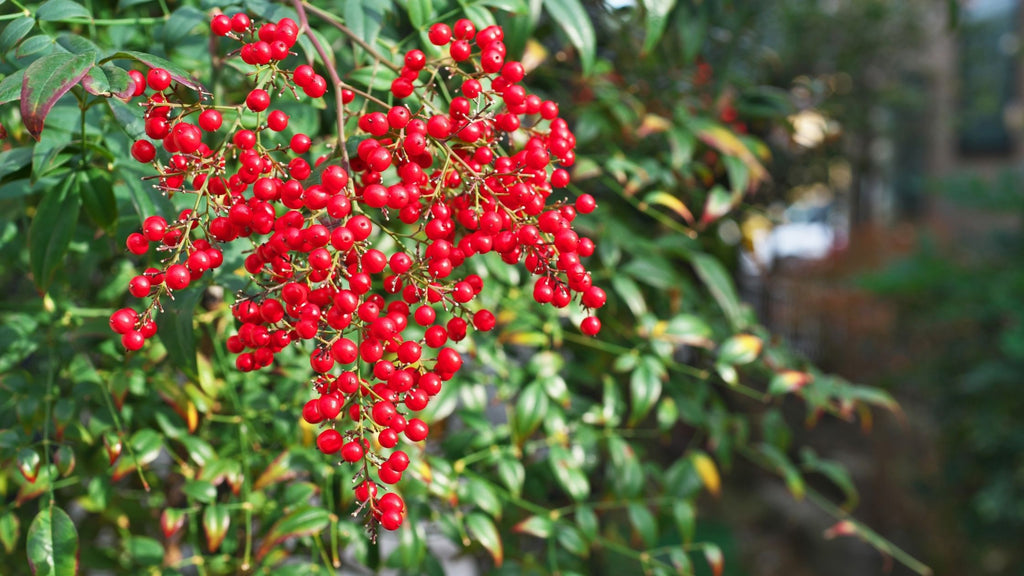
[0,1,931,575]
[112,12,604,534]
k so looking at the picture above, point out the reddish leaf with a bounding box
[512,515,553,538]
[160,509,186,540]
[20,51,96,140]
[202,505,230,552]
[253,451,296,491]
[103,433,122,466]
[705,543,724,576]
[17,448,40,483]
[466,512,503,567]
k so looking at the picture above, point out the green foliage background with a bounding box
[0,0,924,575]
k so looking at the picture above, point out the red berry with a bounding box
[454,18,476,40]
[404,49,426,70]
[131,140,156,163]
[293,65,315,88]
[316,429,343,454]
[450,40,471,61]
[198,109,222,132]
[128,70,146,97]
[267,110,289,131]
[580,316,601,336]
[109,308,138,334]
[126,232,149,255]
[121,330,145,351]
[575,193,596,214]
[146,68,172,91]
[404,418,428,442]
[165,264,190,290]
[341,441,364,463]
[427,23,452,46]
[128,275,151,298]
[230,13,251,33]
[210,14,232,36]
[380,509,403,531]
[246,88,270,112]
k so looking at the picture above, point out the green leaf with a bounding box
[512,515,553,538]
[346,66,398,92]
[29,174,80,292]
[659,314,713,347]
[478,0,529,14]
[162,6,206,45]
[574,505,598,541]
[36,0,91,21]
[465,512,503,566]
[690,252,747,330]
[629,355,664,425]
[0,17,35,52]
[406,0,431,28]
[496,458,524,497]
[716,334,762,366]
[17,35,54,59]
[549,444,589,501]
[127,536,163,566]
[105,51,203,91]
[159,286,202,376]
[0,70,25,105]
[800,448,858,509]
[257,506,330,561]
[759,444,804,500]
[542,0,595,75]
[513,382,548,441]
[202,505,230,552]
[344,0,384,58]
[81,64,133,99]
[607,434,643,498]
[641,0,676,54]
[627,503,657,548]
[667,126,696,168]
[20,51,96,139]
[0,512,19,554]
[54,445,75,477]
[183,479,217,504]
[78,170,117,232]
[55,32,99,55]
[26,505,78,576]
[671,500,695,544]
[461,3,496,27]
[556,524,588,557]
[610,274,647,318]
[461,477,503,519]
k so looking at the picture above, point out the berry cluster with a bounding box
[110,13,605,532]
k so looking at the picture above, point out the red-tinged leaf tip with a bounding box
[824,520,858,539]
[17,448,41,483]
[705,544,724,576]
[21,52,97,140]
[202,505,230,552]
[160,509,186,540]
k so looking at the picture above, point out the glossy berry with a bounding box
[146,68,172,91]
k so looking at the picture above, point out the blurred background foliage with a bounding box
[0,0,1017,574]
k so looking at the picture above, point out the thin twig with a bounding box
[292,0,350,166]
[302,2,402,73]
